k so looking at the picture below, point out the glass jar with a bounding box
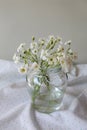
[26,67,67,113]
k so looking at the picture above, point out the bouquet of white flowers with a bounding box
[13,35,77,75]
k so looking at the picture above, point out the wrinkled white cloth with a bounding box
[0,59,87,130]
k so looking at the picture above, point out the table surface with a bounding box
[0,59,87,130]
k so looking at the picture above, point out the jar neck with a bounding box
[47,66,62,73]
[27,65,62,76]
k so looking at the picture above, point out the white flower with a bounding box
[62,53,66,59]
[53,57,58,65]
[18,66,27,74]
[73,52,78,60]
[56,56,60,61]
[57,37,62,42]
[32,49,38,55]
[13,53,20,64]
[48,56,54,65]
[59,41,63,45]
[58,45,64,52]
[64,40,71,45]
[68,49,73,54]
[30,42,38,49]
[17,43,26,52]
[61,58,72,73]
[38,38,45,45]
[61,62,69,73]
[13,53,16,60]
[31,62,39,71]
[40,49,49,61]
[57,56,64,65]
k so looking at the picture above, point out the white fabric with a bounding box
[0,59,87,130]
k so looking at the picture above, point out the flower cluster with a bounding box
[13,35,77,74]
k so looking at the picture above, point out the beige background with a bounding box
[0,0,87,63]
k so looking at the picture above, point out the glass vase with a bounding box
[26,67,67,113]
